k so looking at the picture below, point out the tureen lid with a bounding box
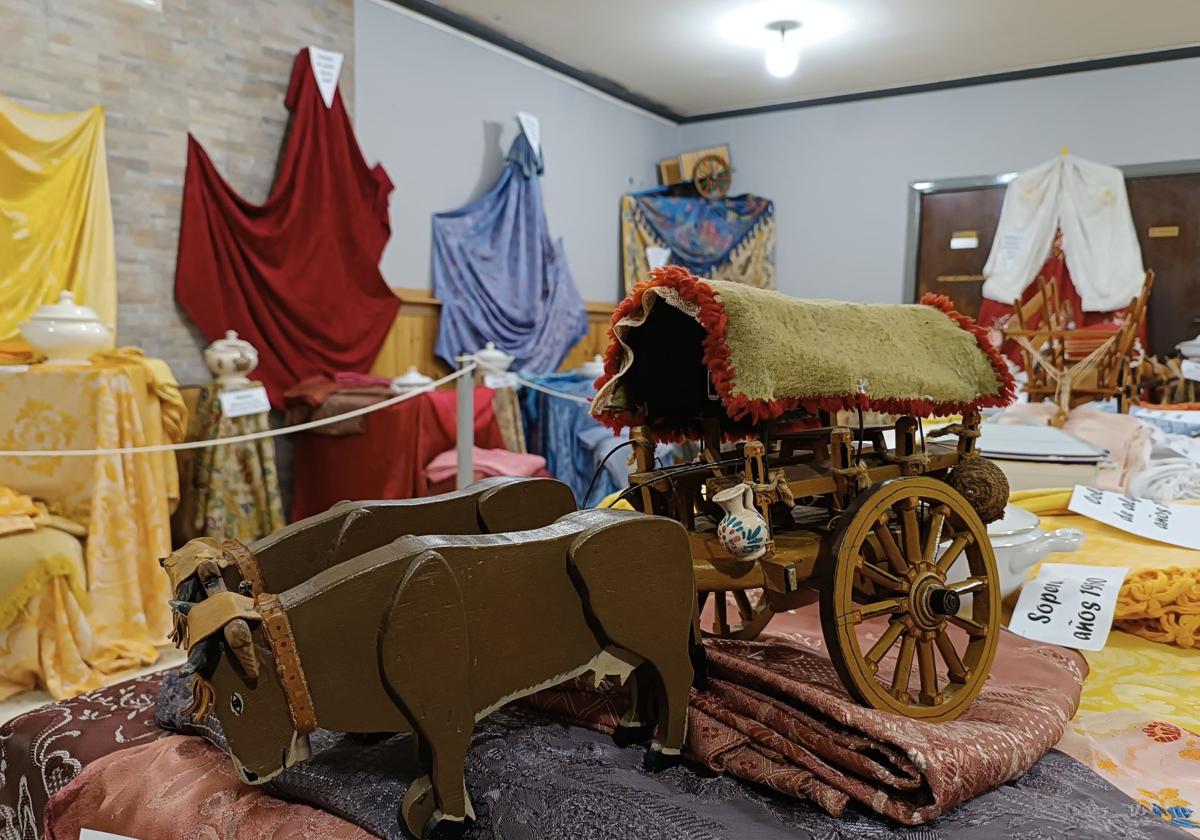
[392,365,434,389]
[30,291,102,323]
[475,341,514,371]
[986,504,1040,538]
[1176,334,1200,357]
[207,330,255,353]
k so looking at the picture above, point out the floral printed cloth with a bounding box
[1059,629,1200,836]
[0,360,179,696]
[175,383,284,544]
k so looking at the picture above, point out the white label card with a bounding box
[1009,563,1128,651]
[218,386,271,419]
[517,112,540,157]
[1068,484,1200,550]
[483,373,518,390]
[81,830,140,840]
[949,235,978,250]
[1182,359,1200,381]
[309,46,344,108]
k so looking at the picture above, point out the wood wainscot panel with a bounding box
[370,288,615,378]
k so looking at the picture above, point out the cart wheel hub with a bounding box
[927,587,960,617]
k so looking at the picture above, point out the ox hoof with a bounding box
[612,722,654,748]
[642,746,682,773]
[425,815,472,840]
[401,776,436,838]
[346,731,393,745]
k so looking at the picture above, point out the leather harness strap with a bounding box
[223,539,265,597]
[256,593,317,735]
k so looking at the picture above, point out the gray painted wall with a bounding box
[682,58,1200,302]
[355,0,679,302]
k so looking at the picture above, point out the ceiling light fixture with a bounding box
[764,20,801,78]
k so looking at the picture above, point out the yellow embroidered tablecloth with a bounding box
[0,359,181,696]
[1057,630,1200,835]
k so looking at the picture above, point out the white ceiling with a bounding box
[424,0,1200,117]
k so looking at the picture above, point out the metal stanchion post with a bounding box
[456,354,475,489]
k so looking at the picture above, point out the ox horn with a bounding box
[223,617,259,679]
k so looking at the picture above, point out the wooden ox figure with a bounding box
[162,476,577,605]
[175,509,697,840]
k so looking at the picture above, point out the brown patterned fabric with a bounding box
[0,675,166,837]
[528,608,1086,825]
[42,736,371,840]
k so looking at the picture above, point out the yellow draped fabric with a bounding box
[0,95,117,340]
[0,358,183,698]
[1011,488,1200,649]
[1056,630,1200,836]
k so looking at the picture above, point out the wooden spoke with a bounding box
[917,639,940,705]
[949,577,988,596]
[891,634,916,698]
[934,630,969,683]
[855,560,906,592]
[865,619,905,668]
[922,507,948,565]
[733,590,755,623]
[872,520,908,574]
[949,614,987,637]
[714,595,730,636]
[936,533,972,575]
[697,591,710,613]
[900,502,922,567]
[857,597,906,622]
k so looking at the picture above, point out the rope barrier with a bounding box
[0,358,601,459]
[0,364,478,458]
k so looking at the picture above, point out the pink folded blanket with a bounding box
[425,446,547,484]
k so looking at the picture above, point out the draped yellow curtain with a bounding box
[0,96,117,340]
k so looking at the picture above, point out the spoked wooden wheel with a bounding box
[698,588,776,640]
[819,476,1000,721]
[692,154,732,199]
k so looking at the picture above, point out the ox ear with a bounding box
[223,618,259,679]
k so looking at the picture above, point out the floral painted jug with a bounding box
[713,483,769,561]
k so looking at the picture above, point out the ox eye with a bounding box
[230,692,244,716]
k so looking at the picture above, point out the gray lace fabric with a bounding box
[156,670,1186,840]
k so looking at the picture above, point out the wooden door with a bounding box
[913,188,1005,316]
[1126,174,1200,356]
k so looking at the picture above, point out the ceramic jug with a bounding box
[713,483,769,561]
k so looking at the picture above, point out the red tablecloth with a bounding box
[291,386,505,520]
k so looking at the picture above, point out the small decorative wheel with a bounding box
[698,588,775,641]
[692,154,732,199]
[818,476,1000,722]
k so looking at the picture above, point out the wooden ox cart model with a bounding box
[165,490,696,840]
[591,266,1018,722]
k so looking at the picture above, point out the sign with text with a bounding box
[81,830,139,840]
[1068,485,1200,550]
[309,46,344,108]
[218,386,270,419]
[1009,563,1128,651]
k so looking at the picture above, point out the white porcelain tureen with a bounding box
[391,365,434,394]
[945,504,1084,599]
[19,291,113,364]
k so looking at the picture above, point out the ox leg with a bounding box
[612,663,656,747]
[638,655,691,772]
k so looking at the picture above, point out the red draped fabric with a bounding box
[175,48,400,407]
[290,387,505,521]
[978,232,1146,368]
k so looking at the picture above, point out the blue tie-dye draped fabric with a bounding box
[432,133,587,372]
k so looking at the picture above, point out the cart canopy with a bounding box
[591,267,1015,440]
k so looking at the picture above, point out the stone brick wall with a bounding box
[2,0,355,384]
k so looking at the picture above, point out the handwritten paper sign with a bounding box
[645,246,671,270]
[81,830,139,840]
[517,112,541,157]
[1009,563,1128,651]
[218,386,270,419]
[1068,485,1200,550]
[484,372,518,389]
[309,46,344,108]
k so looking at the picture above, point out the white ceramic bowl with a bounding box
[19,291,113,364]
[945,505,1084,599]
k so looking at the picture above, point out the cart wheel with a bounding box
[818,476,1000,722]
[692,154,732,199]
[698,588,775,641]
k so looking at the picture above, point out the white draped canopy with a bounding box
[981,154,1145,312]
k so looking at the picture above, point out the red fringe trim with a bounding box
[592,268,1016,440]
